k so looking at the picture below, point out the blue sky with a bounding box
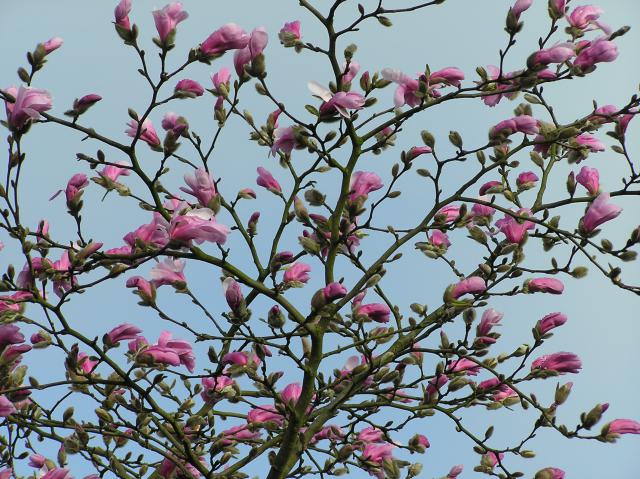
[1,1,639,477]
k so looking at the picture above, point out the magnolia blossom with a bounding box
[568,5,610,33]
[516,171,539,190]
[149,258,186,288]
[211,67,231,94]
[531,352,582,374]
[323,282,347,301]
[99,162,130,182]
[532,43,575,66]
[64,173,89,205]
[0,325,24,348]
[429,230,451,248]
[105,323,141,346]
[174,79,204,98]
[582,193,622,232]
[126,276,156,302]
[200,23,249,57]
[527,277,564,294]
[114,0,132,30]
[479,180,502,195]
[576,166,600,195]
[607,419,640,435]
[511,0,533,19]
[381,68,421,107]
[161,112,188,136]
[448,358,481,376]
[535,468,565,479]
[41,469,73,479]
[247,405,283,425]
[349,171,383,201]
[125,119,161,148]
[341,60,360,83]
[152,2,188,43]
[490,115,539,138]
[447,465,464,478]
[574,37,618,70]
[406,145,432,160]
[234,27,269,75]
[71,94,102,115]
[436,205,461,223]
[357,427,385,443]
[279,20,301,47]
[362,442,395,463]
[308,81,365,118]
[180,169,217,206]
[256,167,281,193]
[220,425,261,445]
[201,375,235,401]
[476,308,503,344]
[451,276,486,299]
[138,331,195,372]
[0,396,16,417]
[495,209,535,244]
[482,66,520,107]
[3,86,53,130]
[280,383,302,404]
[355,303,391,323]
[283,262,311,285]
[537,312,568,335]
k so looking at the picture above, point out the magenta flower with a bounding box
[28,454,46,468]
[479,180,502,195]
[167,209,230,245]
[429,67,464,89]
[105,323,141,347]
[99,162,130,183]
[0,325,24,348]
[310,425,344,444]
[362,443,395,464]
[451,276,486,299]
[201,375,235,401]
[531,352,582,374]
[271,126,296,156]
[71,94,102,115]
[568,5,610,33]
[152,2,188,44]
[77,351,98,374]
[357,427,384,443]
[125,119,161,149]
[41,37,63,54]
[279,20,301,47]
[429,230,451,248]
[511,0,533,19]
[495,209,535,244]
[174,79,204,98]
[114,0,132,31]
[3,86,52,131]
[447,465,464,478]
[41,469,73,479]
[211,67,231,93]
[247,405,284,425]
[222,351,260,367]
[180,168,217,207]
[200,23,249,58]
[222,277,244,311]
[280,383,302,404]
[448,358,481,376]
[536,468,565,479]
[482,65,520,107]
[283,262,311,285]
[607,419,640,435]
[126,276,156,302]
[234,27,269,75]
[161,112,188,136]
[139,331,195,371]
[381,68,421,107]
[323,282,348,301]
[490,115,539,138]
[256,167,282,193]
[527,277,564,294]
[532,43,575,66]
[407,145,432,160]
[472,197,496,218]
[65,173,89,205]
[221,425,261,445]
[576,166,599,195]
[309,81,365,118]
[349,171,383,201]
[516,171,539,190]
[574,37,618,70]
[478,377,517,401]
[355,303,391,323]
[149,258,186,288]
[341,60,360,83]
[575,133,605,153]
[582,193,622,232]
[436,205,461,223]
[536,312,568,335]
[476,308,503,343]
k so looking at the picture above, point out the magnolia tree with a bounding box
[0,0,639,478]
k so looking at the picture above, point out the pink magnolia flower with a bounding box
[142,331,195,372]
[436,205,461,223]
[99,162,130,182]
[362,443,395,463]
[279,20,301,47]
[221,425,261,445]
[536,468,565,479]
[64,173,89,205]
[349,171,383,201]
[256,167,282,193]
[149,258,186,288]
[200,23,250,58]
[234,27,268,75]
[201,375,235,401]
[280,383,302,404]
[355,303,391,323]
[576,166,599,195]
[0,396,16,417]
[174,79,204,98]
[478,377,517,401]
[447,465,464,478]
[77,352,98,374]
[490,115,539,138]
[472,197,496,217]
[476,308,503,343]
[152,2,188,43]
[607,419,640,435]
[0,325,25,348]
[537,312,568,335]
[3,86,52,130]
[341,60,360,83]
[308,81,365,118]
[479,180,502,195]
[222,277,244,311]
[574,37,618,70]
[407,145,432,160]
[271,126,296,156]
[211,67,231,93]
[448,358,481,376]
[516,171,539,190]
[532,352,582,374]
[451,276,486,299]
[180,168,217,206]
[429,67,464,89]
[114,0,132,31]
[161,112,188,136]
[483,451,505,468]
[495,209,535,244]
[41,469,72,479]
[582,193,622,232]
[575,133,605,152]
[511,0,533,19]
[568,5,610,33]
[28,454,46,468]
[381,68,421,107]
[527,277,564,294]
[429,230,451,248]
[126,276,156,302]
[482,65,520,107]
[310,425,344,443]
[532,43,575,65]
[105,323,141,348]
[426,374,449,397]
[247,405,284,425]
[323,282,347,301]
[357,427,384,443]
[125,119,161,148]
[283,262,311,285]
[41,37,63,54]
[166,209,230,245]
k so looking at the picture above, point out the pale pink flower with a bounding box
[357,427,384,443]
[114,0,132,31]
[574,37,618,70]
[532,43,575,65]
[41,37,63,54]
[576,166,599,195]
[476,308,503,344]
[125,119,161,148]
[152,2,188,43]
[381,68,421,107]
[517,171,539,189]
[582,192,622,232]
[447,465,464,478]
[200,23,250,57]
[99,162,130,182]
[308,81,365,118]
[355,303,391,323]
[3,86,52,130]
[211,67,231,93]
[234,27,268,75]
[125,276,155,302]
[221,425,261,445]
[480,180,502,195]
[490,115,539,137]
[256,167,281,193]
[142,331,195,372]
[28,454,46,468]
[161,112,188,136]
[511,0,533,19]
[279,21,301,47]
[568,5,610,34]
[222,277,243,311]
[349,171,383,201]
[436,205,461,223]
[180,168,217,206]
[472,197,496,217]
[149,258,186,288]
[429,230,450,247]
[41,469,72,479]
[342,60,360,83]
[607,419,640,435]
[527,277,564,294]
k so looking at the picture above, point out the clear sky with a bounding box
[1,1,639,477]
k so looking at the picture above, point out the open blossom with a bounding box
[256,167,281,193]
[200,23,249,57]
[125,119,161,148]
[139,331,195,372]
[381,69,420,107]
[201,375,235,401]
[568,5,610,33]
[234,27,268,75]
[490,115,539,138]
[429,230,450,248]
[174,79,204,98]
[279,20,301,46]
[574,37,618,70]
[166,209,230,245]
[3,86,52,130]
[531,352,582,374]
[582,192,622,232]
[283,262,311,285]
[0,396,16,417]
[482,65,520,107]
[308,81,365,118]
[472,197,496,218]
[152,2,188,43]
[180,169,217,206]
[271,126,296,156]
[607,419,640,435]
[99,162,130,182]
[105,323,141,346]
[527,277,564,294]
[349,171,383,201]
[362,443,395,463]
[247,405,284,425]
[211,67,231,95]
[448,358,481,376]
[576,166,599,195]
[451,276,486,299]
[495,209,535,244]
[537,312,568,335]
[114,0,132,30]
[161,112,188,136]
[310,425,344,444]
[476,308,503,343]
[150,258,186,288]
